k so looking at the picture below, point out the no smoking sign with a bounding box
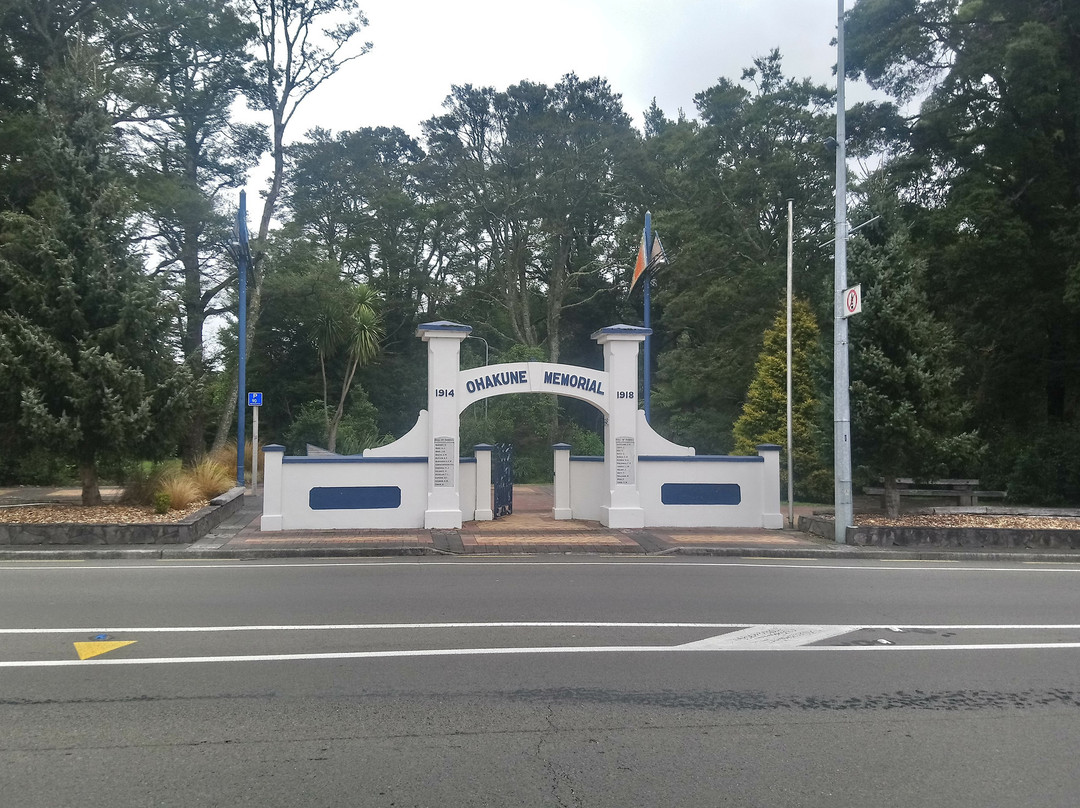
[843,284,862,318]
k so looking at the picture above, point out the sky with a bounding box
[287,0,868,140]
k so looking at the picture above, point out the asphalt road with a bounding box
[3,557,1080,807]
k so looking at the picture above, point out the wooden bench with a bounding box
[862,479,1007,508]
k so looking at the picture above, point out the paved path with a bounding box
[197,484,832,557]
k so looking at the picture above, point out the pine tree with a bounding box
[0,49,191,504]
[848,231,983,515]
[733,299,830,501]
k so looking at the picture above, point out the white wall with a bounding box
[460,458,476,522]
[637,457,766,528]
[568,458,606,522]
[275,458,428,530]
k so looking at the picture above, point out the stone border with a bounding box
[0,487,246,546]
[799,514,1080,549]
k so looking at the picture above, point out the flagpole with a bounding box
[236,190,249,488]
[786,198,794,529]
[643,210,653,422]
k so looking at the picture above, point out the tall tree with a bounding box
[212,0,372,452]
[846,0,1080,445]
[0,42,191,504]
[848,230,982,515]
[125,0,266,461]
[423,74,635,362]
[650,52,836,452]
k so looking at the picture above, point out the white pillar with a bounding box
[757,444,784,529]
[473,444,493,521]
[593,325,649,528]
[417,321,470,529]
[260,444,284,531]
[552,443,572,520]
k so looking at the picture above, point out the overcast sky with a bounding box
[289,0,866,139]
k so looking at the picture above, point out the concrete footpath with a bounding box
[4,485,1080,563]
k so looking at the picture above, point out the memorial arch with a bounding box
[261,321,782,531]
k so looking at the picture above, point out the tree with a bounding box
[650,52,836,452]
[733,299,830,501]
[124,0,266,461]
[846,0,1080,476]
[0,47,191,504]
[848,231,982,516]
[212,0,372,452]
[423,74,636,362]
[310,281,383,452]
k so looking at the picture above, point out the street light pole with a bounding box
[833,0,854,539]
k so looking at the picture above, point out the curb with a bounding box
[3,543,1080,563]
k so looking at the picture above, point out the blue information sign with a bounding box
[247,392,263,407]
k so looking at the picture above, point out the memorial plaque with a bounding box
[615,435,636,485]
[433,436,455,488]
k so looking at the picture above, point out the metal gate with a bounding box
[493,443,514,518]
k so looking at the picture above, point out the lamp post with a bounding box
[833,0,854,539]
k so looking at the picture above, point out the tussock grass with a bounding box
[189,458,233,499]
[208,440,262,480]
[158,472,202,511]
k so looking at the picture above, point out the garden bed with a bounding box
[0,487,246,545]
[800,510,1080,549]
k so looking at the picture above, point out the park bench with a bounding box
[862,478,1007,509]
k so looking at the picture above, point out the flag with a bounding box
[629,233,647,292]
[650,233,667,269]
[629,232,667,293]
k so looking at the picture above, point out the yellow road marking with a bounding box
[74,640,137,660]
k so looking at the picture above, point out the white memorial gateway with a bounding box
[261,321,783,531]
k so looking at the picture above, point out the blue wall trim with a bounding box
[640,455,763,463]
[570,455,604,462]
[309,486,402,510]
[460,457,477,464]
[661,483,742,506]
[284,456,428,464]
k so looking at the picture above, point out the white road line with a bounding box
[5,621,1080,634]
[0,621,751,634]
[3,560,1080,572]
[4,641,1080,669]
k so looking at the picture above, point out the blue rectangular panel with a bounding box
[309,486,401,510]
[247,392,263,406]
[661,483,741,506]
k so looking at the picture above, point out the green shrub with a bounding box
[120,461,179,505]
[153,491,171,514]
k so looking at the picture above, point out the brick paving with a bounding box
[208,484,828,556]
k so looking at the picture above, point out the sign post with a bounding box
[248,392,262,495]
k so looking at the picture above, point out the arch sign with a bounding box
[458,362,611,413]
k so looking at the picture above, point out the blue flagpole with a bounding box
[236,190,249,487]
[643,210,653,422]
